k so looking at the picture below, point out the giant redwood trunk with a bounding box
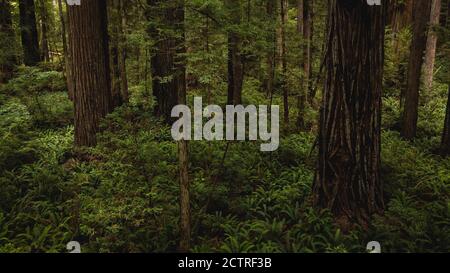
[147,0,186,121]
[313,0,386,227]
[18,0,41,66]
[401,0,432,140]
[67,0,113,147]
[0,0,15,83]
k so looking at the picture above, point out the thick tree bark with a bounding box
[19,0,41,66]
[226,0,243,105]
[0,0,16,83]
[442,85,450,155]
[423,0,442,92]
[401,0,432,140]
[314,0,386,227]
[67,0,114,147]
[147,0,186,121]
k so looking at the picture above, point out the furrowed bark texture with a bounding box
[313,0,386,226]
[67,0,113,147]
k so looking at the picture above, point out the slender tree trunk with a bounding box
[147,0,186,121]
[390,0,413,101]
[147,0,190,252]
[297,0,313,128]
[297,0,303,34]
[67,0,114,147]
[39,0,50,62]
[442,85,450,155]
[178,26,190,252]
[57,0,74,100]
[0,0,16,83]
[266,0,276,99]
[110,0,122,107]
[18,0,41,66]
[314,0,386,227]
[304,0,314,102]
[401,0,432,140]
[280,0,289,125]
[423,0,442,92]
[226,0,243,105]
[118,0,129,103]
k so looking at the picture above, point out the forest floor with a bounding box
[0,67,449,253]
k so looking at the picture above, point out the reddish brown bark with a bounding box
[67,0,114,147]
[314,0,386,226]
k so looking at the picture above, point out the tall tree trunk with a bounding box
[226,0,243,105]
[177,7,189,250]
[147,0,190,252]
[118,0,129,103]
[57,0,74,100]
[390,0,413,101]
[423,0,442,92]
[67,0,114,147]
[401,0,432,140]
[18,0,41,66]
[304,0,314,102]
[442,85,450,155]
[110,0,122,108]
[280,0,289,125]
[314,0,386,227]
[297,0,313,128]
[147,0,186,121]
[0,0,16,83]
[297,0,303,34]
[266,0,276,99]
[39,0,50,62]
